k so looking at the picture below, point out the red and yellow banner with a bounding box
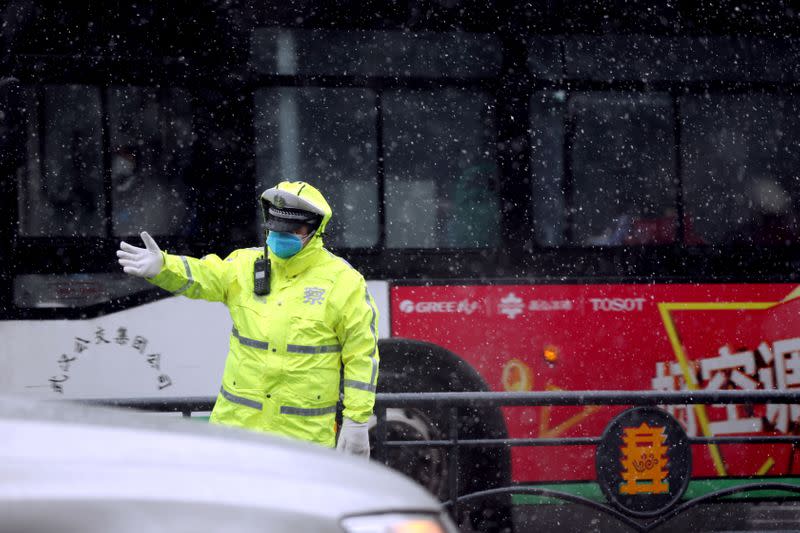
[391,283,800,482]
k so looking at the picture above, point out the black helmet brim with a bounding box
[265,216,307,233]
[262,199,322,233]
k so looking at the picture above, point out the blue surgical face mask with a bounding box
[267,231,304,259]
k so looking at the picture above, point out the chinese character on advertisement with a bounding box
[652,337,800,436]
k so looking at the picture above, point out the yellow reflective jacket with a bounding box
[147,186,378,448]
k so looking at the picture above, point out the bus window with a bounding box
[253,87,379,248]
[109,86,194,237]
[18,85,105,237]
[568,92,675,246]
[13,273,151,309]
[530,91,567,247]
[535,35,795,85]
[251,28,501,78]
[382,88,500,249]
[682,94,800,246]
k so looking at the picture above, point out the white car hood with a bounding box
[0,397,443,531]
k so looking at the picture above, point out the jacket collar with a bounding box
[268,234,324,278]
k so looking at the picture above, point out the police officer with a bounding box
[116,181,378,457]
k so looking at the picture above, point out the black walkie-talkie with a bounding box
[254,248,270,296]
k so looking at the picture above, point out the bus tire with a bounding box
[371,338,513,533]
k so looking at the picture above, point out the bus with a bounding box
[2,1,800,529]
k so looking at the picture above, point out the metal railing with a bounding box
[373,390,800,532]
[86,390,800,532]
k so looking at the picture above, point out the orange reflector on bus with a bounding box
[543,345,559,363]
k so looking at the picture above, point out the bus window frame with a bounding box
[4,17,800,319]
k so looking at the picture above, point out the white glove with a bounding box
[336,417,370,458]
[117,231,164,279]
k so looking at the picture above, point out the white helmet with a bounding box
[259,181,329,233]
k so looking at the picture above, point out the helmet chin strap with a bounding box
[302,228,318,243]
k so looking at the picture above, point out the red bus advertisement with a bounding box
[392,282,800,481]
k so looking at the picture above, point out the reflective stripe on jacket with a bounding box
[148,238,379,448]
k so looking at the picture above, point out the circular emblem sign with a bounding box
[595,407,691,517]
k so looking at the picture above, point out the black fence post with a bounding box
[374,405,387,464]
[448,406,460,522]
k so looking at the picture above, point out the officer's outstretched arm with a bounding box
[117,231,235,303]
